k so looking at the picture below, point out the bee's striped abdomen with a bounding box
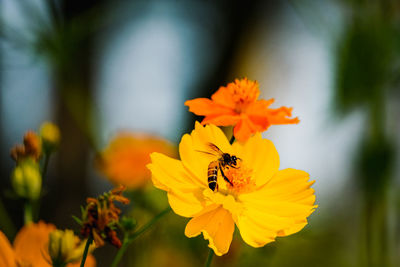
[207,161,219,191]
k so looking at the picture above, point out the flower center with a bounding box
[224,162,255,194]
[227,78,260,113]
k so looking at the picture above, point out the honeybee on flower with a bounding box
[148,122,317,256]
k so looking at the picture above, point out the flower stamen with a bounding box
[224,162,255,194]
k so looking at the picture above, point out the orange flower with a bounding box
[0,221,96,267]
[81,186,130,248]
[97,133,175,189]
[185,78,300,142]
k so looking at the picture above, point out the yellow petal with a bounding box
[0,231,17,267]
[236,215,278,247]
[148,153,204,217]
[167,190,205,217]
[185,206,234,256]
[149,153,201,192]
[237,168,316,247]
[232,133,279,187]
[179,122,231,186]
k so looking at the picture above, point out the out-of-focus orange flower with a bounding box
[0,221,96,267]
[96,133,175,189]
[81,186,130,248]
[185,78,300,142]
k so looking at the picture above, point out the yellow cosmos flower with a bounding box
[148,122,316,256]
[97,133,175,189]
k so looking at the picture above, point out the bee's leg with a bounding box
[219,163,233,186]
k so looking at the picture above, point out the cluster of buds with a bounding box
[79,186,130,248]
[10,122,60,201]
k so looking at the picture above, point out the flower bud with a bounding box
[40,122,61,152]
[23,131,42,160]
[11,159,42,200]
[120,216,137,233]
[48,229,90,265]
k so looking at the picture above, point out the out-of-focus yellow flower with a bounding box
[97,133,175,189]
[185,78,299,142]
[11,159,42,200]
[49,229,94,266]
[0,222,96,267]
[148,122,316,256]
[40,122,61,152]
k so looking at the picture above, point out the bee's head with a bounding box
[230,155,238,166]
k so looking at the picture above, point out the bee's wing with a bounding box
[195,150,217,156]
[195,143,223,157]
[207,143,224,155]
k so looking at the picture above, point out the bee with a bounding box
[199,143,240,192]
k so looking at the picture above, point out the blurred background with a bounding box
[1,0,400,266]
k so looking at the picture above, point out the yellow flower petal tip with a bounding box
[185,78,299,142]
[149,122,317,255]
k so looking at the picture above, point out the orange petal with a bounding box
[201,114,240,126]
[185,206,234,256]
[210,86,236,109]
[0,231,17,267]
[233,117,257,142]
[185,98,233,116]
[266,106,300,125]
[13,221,56,267]
[245,99,275,115]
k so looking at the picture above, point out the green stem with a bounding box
[110,235,129,267]
[80,236,93,267]
[35,153,51,221]
[41,153,51,178]
[110,207,171,267]
[205,249,214,267]
[0,197,16,238]
[24,201,33,225]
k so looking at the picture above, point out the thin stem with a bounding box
[41,153,51,178]
[0,197,16,238]
[80,236,93,267]
[110,235,129,267]
[110,207,171,267]
[205,248,214,267]
[130,207,171,240]
[24,201,33,225]
[36,152,51,221]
